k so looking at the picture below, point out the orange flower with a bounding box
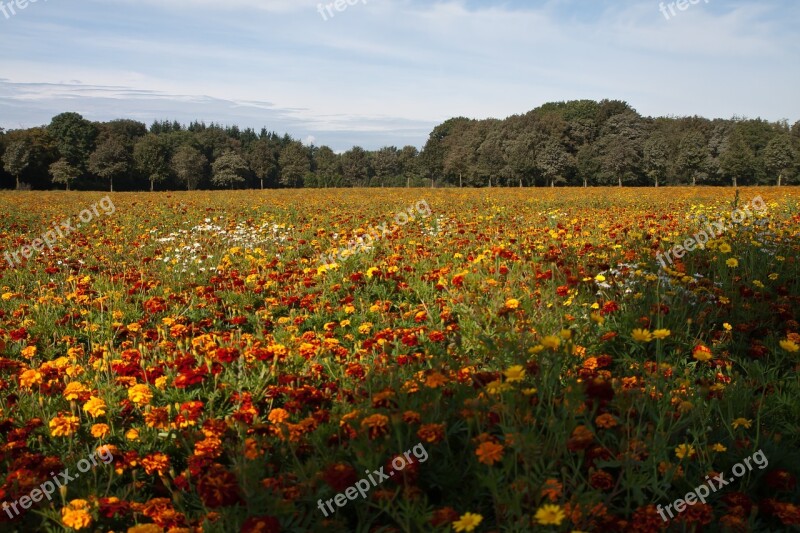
[417,423,446,444]
[127,384,153,406]
[567,425,594,451]
[19,369,42,388]
[50,415,80,437]
[595,413,618,429]
[268,408,290,424]
[361,413,390,439]
[475,441,504,465]
[83,396,107,418]
[424,372,448,388]
[61,499,93,530]
[141,452,170,475]
[540,478,563,501]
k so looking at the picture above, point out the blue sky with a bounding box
[0,0,798,150]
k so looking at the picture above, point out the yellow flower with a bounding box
[779,339,799,353]
[63,382,88,401]
[535,504,566,526]
[127,384,153,406]
[541,336,561,350]
[726,258,739,268]
[61,499,93,530]
[719,243,732,253]
[50,415,80,437]
[652,329,671,340]
[631,329,652,343]
[711,443,727,452]
[83,396,107,418]
[505,298,520,310]
[485,379,512,394]
[19,369,43,388]
[723,323,732,331]
[503,365,526,383]
[675,444,696,460]
[154,376,168,389]
[453,512,483,532]
[21,345,37,359]
[594,274,606,282]
[590,312,605,325]
[91,423,111,438]
[732,418,752,430]
[125,428,140,441]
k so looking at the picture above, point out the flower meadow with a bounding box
[0,187,799,532]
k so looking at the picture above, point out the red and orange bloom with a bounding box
[475,441,504,465]
[361,414,390,439]
[50,415,80,437]
[417,423,446,444]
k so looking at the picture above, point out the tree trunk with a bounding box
[459,173,462,188]
[550,179,554,188]
[655,177,659,187]
[519,178,522,188]
[692,175,696,186]
[732,177,737,187]
[150,180,154,192]
[15,176,20,190]
[260,178,264,190]
[583,177,587,188]
[110,177,114,193]
[618,176,622,187]
[778,173,782,186]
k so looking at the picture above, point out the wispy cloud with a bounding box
[1,0,797,149]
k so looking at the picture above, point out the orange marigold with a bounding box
[417,423,446,444]
[361,413,390,439]
[475,441,504,465]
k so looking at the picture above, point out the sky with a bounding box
[0,0,798,151]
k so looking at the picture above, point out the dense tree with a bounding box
[3,104,798,190]
[171,145,207,191]
[313,146,341,188]
[677,131,708,186]
[48,112,97,170]
[278,142,310,188]
[719,128,754,187]
[341,147,370,187]
[595,111,644,187]
[211,151,248,189]
[133,134,171,191]
[371,146,399,187]
[536,138,572,187]
[763,134,796,186]
[247,139,278,189]
[2,140,32,190]
[88,135,131,192]
[643,133,670,187]
[49,159,81,191]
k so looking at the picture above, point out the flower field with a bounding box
[1,188,799,532]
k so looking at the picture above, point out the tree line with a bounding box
[1,100,798,191]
